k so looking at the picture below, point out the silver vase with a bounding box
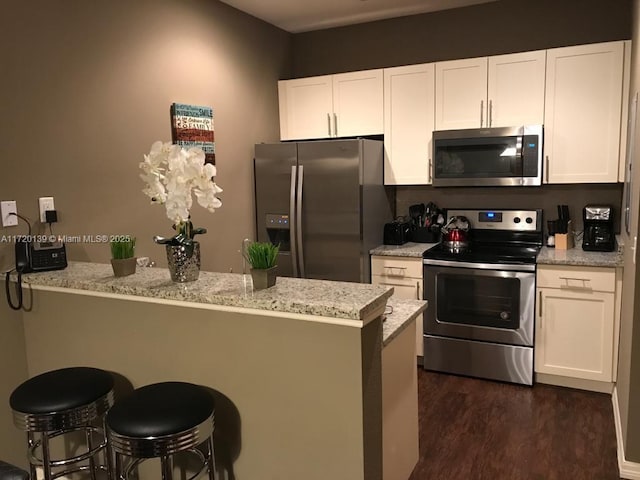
[166,241,200,282]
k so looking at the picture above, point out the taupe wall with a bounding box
[0,0,291,274]
[291,0,632,77]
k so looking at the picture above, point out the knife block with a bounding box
[555,221,574,250]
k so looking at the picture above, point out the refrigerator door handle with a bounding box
[296,165,305,278]
[290,165,299,277]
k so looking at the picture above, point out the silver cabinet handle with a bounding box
[296,165,305,278]
[333,113,338,137]
[538,290,543,327]
[545,156,550,183]
[383,266,406,277]
[489,99,493,127]
[480,100,484,127]
[558,276,590,289]
[428,158,432,183]
[290,165,298,277]
[416,281,420,300]
[327,113,331,137]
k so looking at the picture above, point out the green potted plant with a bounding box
[110,236,137,277]
[245,241,279,290]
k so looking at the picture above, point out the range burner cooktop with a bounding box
[423,243,540,265]
[423,208,543,266]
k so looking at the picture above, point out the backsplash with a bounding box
[395,183,624,235]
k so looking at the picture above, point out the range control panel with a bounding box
[447,209,541,232]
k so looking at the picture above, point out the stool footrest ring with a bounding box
[28,426,107,467]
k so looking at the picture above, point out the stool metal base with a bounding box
[14,391,114,480]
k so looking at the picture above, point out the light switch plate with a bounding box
[1,201,18,227]
[39,196,55,223]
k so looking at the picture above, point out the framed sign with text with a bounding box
[170,103,215,164]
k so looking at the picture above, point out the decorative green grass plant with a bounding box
[245,242,279,269]
[110,237,136,259]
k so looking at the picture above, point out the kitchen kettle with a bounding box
[441,215,470,253]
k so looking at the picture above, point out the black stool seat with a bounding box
[10,367,114,414]
[9,367,115,480]
[107,382,214,438]
[0,461,29,480]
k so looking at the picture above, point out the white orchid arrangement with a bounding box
[140,141,223,247]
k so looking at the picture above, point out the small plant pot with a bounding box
[250,266,277,290]
[111,257,137,277]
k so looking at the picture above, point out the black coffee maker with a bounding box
[582,205,616,252]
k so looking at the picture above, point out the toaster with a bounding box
[384,221,411,245]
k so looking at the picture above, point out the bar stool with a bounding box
[9,367,115,480]
[0,461,29,480]
[105,382,216,480]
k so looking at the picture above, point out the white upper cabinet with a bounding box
[278,76,333,141]
[544,41,625,183]
[487,50,546,127]
[435,58,487,130]
[278,69,383,141]
[332,70,384,137]
[383,63,435,185]
[435,51,546,130]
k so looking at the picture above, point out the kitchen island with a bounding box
[0,262,425,480]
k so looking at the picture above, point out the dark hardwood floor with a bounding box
[409,370,620,480]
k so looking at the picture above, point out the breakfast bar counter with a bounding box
[18,261,393,323]
[0,262,424,480]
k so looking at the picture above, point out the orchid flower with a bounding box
[140,141,223,241]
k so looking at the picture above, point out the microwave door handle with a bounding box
[480,100,484,127]
[296,165,305,278]
[516,137,523,157]
[290,165,299,277]
[489,99,493,127]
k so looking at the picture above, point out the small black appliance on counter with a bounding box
[384,221,411,245]
[582,205,616,252]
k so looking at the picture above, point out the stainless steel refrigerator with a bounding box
[254,139,391,283]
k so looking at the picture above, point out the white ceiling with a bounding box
[220,0,500,33]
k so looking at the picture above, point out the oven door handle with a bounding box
[423,258,536,272]
[538,290,543,328]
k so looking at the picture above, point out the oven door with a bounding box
[423,259,535,347]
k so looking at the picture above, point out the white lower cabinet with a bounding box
[371,256,424,357]
[535,265,616,382]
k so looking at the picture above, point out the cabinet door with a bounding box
[487,50,546,127]
[535,288,614,382]
[278,76,333,141]
[332,69,383,137]
[383,64,435,185]
[544,41,624,183]
[372,275,424,357]
[435,58,488,130]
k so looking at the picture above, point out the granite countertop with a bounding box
[382,298,427,347]
[370,242,437,258]
[372,239,624,268]
[17,262,393,322]
[537,246,623,268]
[537,236,624,268]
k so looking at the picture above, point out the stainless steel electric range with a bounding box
[422,209,543,386]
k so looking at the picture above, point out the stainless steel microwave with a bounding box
[432,125,543,187]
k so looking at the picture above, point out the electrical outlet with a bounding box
[1,201,18,227]
[39,196,55,223]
